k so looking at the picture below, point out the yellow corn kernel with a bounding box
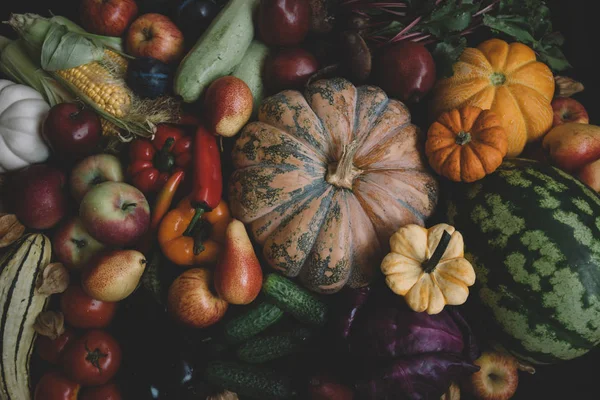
[100,118,122,137]
[104,49,128,74]
[55,51,131,118]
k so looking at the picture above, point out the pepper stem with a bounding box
[422,230,452,274]
[154,137,176,172]
[183,207,205,237]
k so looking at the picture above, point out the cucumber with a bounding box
[174,0,259,103]
[232,40,270,117]
[262,273,328,326]
[237,326,314,364]
[204,360,294,400]
[223,300,284,344]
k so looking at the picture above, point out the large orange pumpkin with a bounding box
[228,78,439,294]
[431,39,555,158]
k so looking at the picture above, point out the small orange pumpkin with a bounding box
[431,39,555,157]
[426,105,508,182]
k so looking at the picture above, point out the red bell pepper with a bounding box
[128,124,193,195]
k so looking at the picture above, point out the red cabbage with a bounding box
[329,282,480,399]
[355,353,479,400]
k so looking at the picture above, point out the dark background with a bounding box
[1,1,598,399]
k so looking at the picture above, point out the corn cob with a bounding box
[54,50,131,118]
[100,118,123,137]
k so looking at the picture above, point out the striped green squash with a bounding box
[444,158,600,364]
[1,234,52,399]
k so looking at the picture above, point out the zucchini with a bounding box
[237,326,314,364]
[204,360,294,400]
[223,300,284,345]
[262,273,328,326]
[174,0,260,103]
[1,234,52,400]
[232,40,270,117]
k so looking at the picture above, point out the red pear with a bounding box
[214,219,263,305]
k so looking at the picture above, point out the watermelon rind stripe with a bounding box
[446,159,600,364]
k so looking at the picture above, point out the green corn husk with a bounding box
[6,13,181,139]
[49,15,125,54]
[0,36,73,105]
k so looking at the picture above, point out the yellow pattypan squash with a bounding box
[380,223,475,314]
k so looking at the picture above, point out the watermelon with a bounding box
[444,159,600,364]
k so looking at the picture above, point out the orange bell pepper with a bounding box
[158,196,231,266]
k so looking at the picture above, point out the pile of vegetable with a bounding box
[1,0,599,399]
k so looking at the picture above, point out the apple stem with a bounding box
[71,238,87,249]
[69,100,86,119]
[121,202,137,211]
[517,360,536,374]
[422,230,452,273]
[184,207,205,237]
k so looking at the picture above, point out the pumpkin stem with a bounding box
[490,72,506,86]
[422,230,452,273]
[455,131,471,145]
[326,140,362,190]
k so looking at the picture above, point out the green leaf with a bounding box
[534,44,572,72]
[420,1,479,37]
[431,36,467,79]
[541,31,566,47]
[482,14,536,44]
[41,23,104,71]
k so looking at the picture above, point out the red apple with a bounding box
[52,217,106,271]
[126,13,185,64]
[373,41,436,103]
[8,164,67,230]
[79,181,150,247]
[551,97,589,127]
[542,123,600,173]
[34,370,80,400]
[80,0,139,37]
[70,154,124,203]
[43,103,102,162]
[309,375,354,400]
[577,158,600,191]
[258,0,311,47]
[168,268,228,328]
[265,48,319,92]
[464,351,518,400]
[79,382,122,400]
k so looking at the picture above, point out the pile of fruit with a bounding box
[0,1,599,399]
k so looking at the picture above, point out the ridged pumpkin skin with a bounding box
[431,39,555,158]
[229,78,439,294]
[426,106,508,182]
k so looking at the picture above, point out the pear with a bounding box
[214,219,263,305]
[82,249,147,302]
